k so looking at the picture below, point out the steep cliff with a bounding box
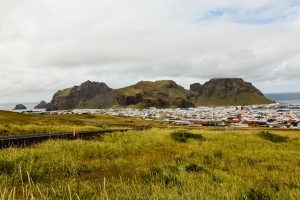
[190,78,272,106]
[47,81,115,110]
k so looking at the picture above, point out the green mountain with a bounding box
[189,78,273,106]
[46,78,272,110]
[47,80,115,110]
[115,80,193,108]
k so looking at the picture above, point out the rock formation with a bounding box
[47,80,115,110]
[34,101,47,109]
[190,78,272,106]
[46,78,272,110]
[14,104,27,110]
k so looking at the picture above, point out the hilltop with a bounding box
[189,78,272,106]
[115,80,193,108]
[47,80,115,110]
[46,78,272,110]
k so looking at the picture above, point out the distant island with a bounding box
[45,78,272,110]
[34,101,48,109]
[14,104,27,110]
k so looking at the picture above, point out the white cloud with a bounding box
[0,0,300,102]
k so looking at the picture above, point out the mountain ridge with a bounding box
[46,78,273,110]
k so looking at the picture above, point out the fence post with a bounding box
[73,126,77,138]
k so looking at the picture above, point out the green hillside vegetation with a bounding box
[117,80,187,96]
[47,78,273,110]
[56,88,72,97]
[116,80,191,108]
[0,129,299,199]
[194,92,272,106]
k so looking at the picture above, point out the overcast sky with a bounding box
[1,0,300,103]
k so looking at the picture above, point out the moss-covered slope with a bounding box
[115,80,193,108]
[47,78,272,110]
[190,78,272,106]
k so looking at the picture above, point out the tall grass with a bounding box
[0,124,105,135]
[0,111,154,135]
[0,129,299,199]
[258,131,289,143]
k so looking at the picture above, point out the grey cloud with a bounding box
[0,0,300,102]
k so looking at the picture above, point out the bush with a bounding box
[214,150,223,159]
[149,167,163,177]
[170,130,205,143]
[185,163,207,173]
[203,155,213,165]
[0,160,15,174]
[258,131,288,143]
[140,167,181,186]
[244,188,271,200]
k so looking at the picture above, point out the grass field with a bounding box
[0,110,155,135]
[0,111,299,199]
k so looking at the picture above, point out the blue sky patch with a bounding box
[199,4,297,25]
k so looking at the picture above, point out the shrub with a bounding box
[24,169,49,182]
[258,131,288,143]
[214,150,223,159]
[203,155,213,165]
[0,160,15,174]
[185,163,207,173]
[244,188,271,200]
[170,130,205,143]
[140,167,181,186]
[162,175,181,186]
[237,157,255,166]
[149,167,163,177]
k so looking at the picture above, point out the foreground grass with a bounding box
[0,129,299,199]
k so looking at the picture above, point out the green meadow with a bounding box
[0,111,299,199]
[0,111,154,136]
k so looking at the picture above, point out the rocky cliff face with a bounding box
[190,83,202,91]
[34,101,47,109]
[190,78,272,106]
[47,81,115,110]
[46,78,272,110]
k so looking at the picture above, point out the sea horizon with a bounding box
[0,102,39,111]
[265,92,300,105]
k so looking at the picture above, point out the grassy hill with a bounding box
[0,111,154,135]
[116,80,192,108]
[191,78,273,106]
[194,92,273,106]
[0,128,299,199]
[0,110,299,199]
[47,78,272,110]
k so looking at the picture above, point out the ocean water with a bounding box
[0,102,39,112]
[265,92,300,105]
